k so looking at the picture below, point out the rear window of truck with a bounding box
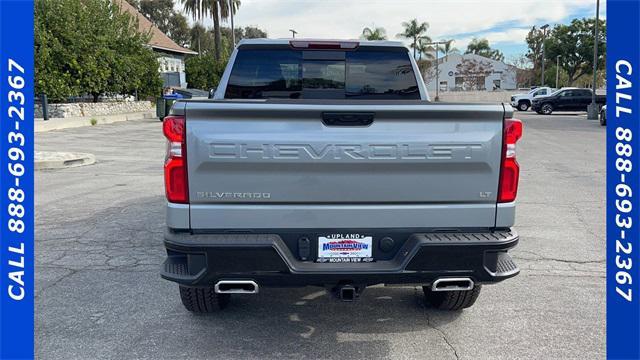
[224,48,420,100]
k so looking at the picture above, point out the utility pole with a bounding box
[540,24,549,86]
[588,0,601,120]
[556,55,561,88]
[424,41,448,101]
[289,29,298,38]
[434,46,439,101]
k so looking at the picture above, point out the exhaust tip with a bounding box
[431,278,474,292]
[215,280,259,294]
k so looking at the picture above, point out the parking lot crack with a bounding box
[514,251,605,265]
[35,268,78,300]
[437,329,460,360]
[422,296,459,360]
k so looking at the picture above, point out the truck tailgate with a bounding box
[183,101,507,229]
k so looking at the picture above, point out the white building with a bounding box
[424,53,518,92]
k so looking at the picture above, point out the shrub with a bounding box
[184,55,226,91]
[35,0,162,102]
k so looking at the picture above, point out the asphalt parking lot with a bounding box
[35,111,605,360]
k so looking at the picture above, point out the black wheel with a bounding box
[179,285,230,313]
[536,110,543,115]
[517,101,529,111]
[423,285,482,310]
[600,111,606,126]
[541,103,554,115]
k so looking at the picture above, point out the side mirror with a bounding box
[208,88,216,99]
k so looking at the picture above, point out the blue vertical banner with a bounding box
[607,0,640,359]
[0,0,35,359]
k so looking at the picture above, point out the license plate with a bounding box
[317,234,373,263]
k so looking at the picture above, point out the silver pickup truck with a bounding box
[161,39,523,312]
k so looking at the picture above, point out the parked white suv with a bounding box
[510,87,555,111]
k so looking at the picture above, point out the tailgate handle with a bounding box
[322,112,374,126]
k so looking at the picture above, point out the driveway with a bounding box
[35,112,605,359]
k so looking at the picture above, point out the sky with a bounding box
[180,0,606,62]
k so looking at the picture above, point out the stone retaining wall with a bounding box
[35,101,153,118]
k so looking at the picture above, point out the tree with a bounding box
[182,0,209,55]
[544,18,606,85]
[35,0,161,102]
[169,13,191,47]
[137,0,174,34]
[242,26,267,39]
[221,26,244,46]
[525,26,544,83]
[181,0,241,61]
[398,19,430,59]
[508,54,535,88]
[219,0,241,43]
[416,39,435,61]
[465,38,504,62]
[465,38,490,54]
[438,40,458,61]
[455,58,494,90]
[361,26,387,40]
[130,0,191,47]
[417,58,435,85]
[220,25,267,45]
[184,55,225,90]
[189,23,215,54]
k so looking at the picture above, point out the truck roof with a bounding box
[237,38,408,48]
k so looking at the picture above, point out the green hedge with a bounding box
[35,0,162,102]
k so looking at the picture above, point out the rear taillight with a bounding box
[163,115,188,203]
[498,118,523,203]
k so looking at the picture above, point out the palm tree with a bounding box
[181,0,206,56]
[438,40,458,61]
[465,38,491,55]
[219,0,241,51]
[417,38,435,61]
[465,38,504,61]
[181,0,240,61]
[361,26,387,40]
[397,19,429,59]
[181,0,205,21]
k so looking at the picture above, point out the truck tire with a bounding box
[423,285,482,310]
[517,101,530,111]
[179,285,230,313]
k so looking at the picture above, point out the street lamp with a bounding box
[289,29,298,38]
[423,41,449,101]
[540,24,549,86]
[556,55,561,88]
[587,0,601,120]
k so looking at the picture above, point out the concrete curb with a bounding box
[35,111,156,132]
[35,151,96,170]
